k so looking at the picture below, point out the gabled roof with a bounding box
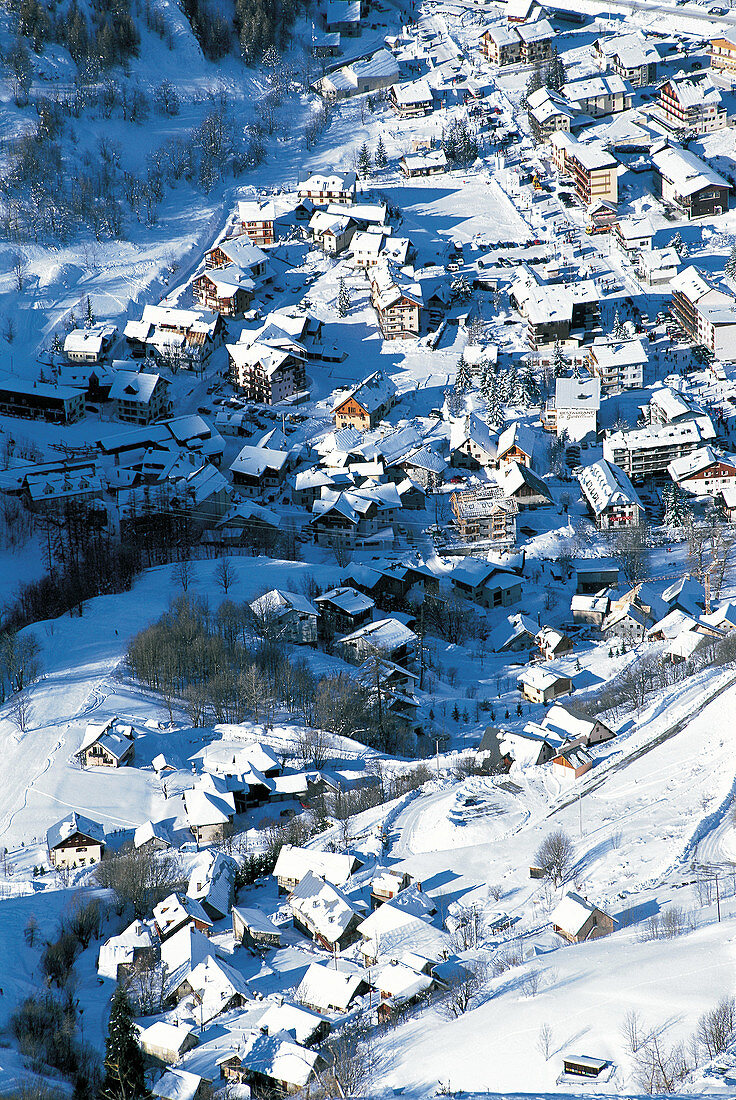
[551,891,613,935]
[47,812,104,850]
[296,960,366,1012]
[289,870,358,942]
[274,844,361,886]
[335,369,398,415]
[578,459,643,516]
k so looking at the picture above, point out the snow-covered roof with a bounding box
[233,906,281,938]
[258,1000,326,1045]
[154,892,213,936]
[578,459,643,517]
[47,812,104,849]
[555,376,601,411]
[250,588,318,619]
[152,1069,203,1100]
[229,445,288,479]
[289,870,358,942]
[183,786,235,828]
[391,78,433,105]
[64,323,117,355]
[551,891,611,935]
[374,959,433,1001]
[296,961,366,1012]
[188,851,237,919]
[651,143,728,197]
[224,1031,320,1088]
[134,819,173,849]
[139,1021,197,1058]
[488,613,539,652]
[668,445,733,483]
[274,844,360,887]
[518,665,571,691]
[591,338,648,370]
[315,586,375,615]
[597,31,659,67]
[515,17,553,43]
[109,370,163,405]
[298,169,357,192]
[341,617,416,651]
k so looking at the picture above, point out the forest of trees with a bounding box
[126,592,419,754]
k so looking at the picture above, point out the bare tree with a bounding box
[172,558,193,591]
[9,690,32,733]
[537,1023,553,1060]
[95,845,183,918]
[128,955,168,1016]
[12,253,28,292]
[696,996,736,1059]
[214,558,237,594]
[321,1020,378,1097]
[441,960,487,1018]
[535,829,574,887]
[295,726,330,769]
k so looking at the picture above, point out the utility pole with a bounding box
[435,738,441,779]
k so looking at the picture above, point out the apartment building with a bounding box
[237,196,276,246]
[588,337,648,392]
[710,34,736,75]
[603,420,705,481]
[370,262,423,340]
[297,169,357,206]
[480,23,522,66]
[450,487,518,544]
[658,71,726,134]
[670,266,736,359]
[578,458,645,529]
[561,74,633,118]
[516,18,554,63]
[595,32,659,87]
[550,132,618,206]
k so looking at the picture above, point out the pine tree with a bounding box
[101,987,146,1100]
[375,133,387,169]
[357,143,372,179]
[480,361,496,405]
[486,378,505,427]
[611,309,627,340]
[551,340,566,377]
[451,275,472,303]
[455,353,473,393]
[85,295,95,329]
[521,64,544,109]
[517,363,540,406]
[546,46,566,93]
[725,243,736,280]
[337,277,350,318]
[671,231,684,256]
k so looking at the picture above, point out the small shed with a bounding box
[138,1022,199,1065]
[233,905,282,949]
[552,743,593,779]
[563,1054,608,1078]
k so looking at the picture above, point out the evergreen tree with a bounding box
[725,243,736,280]
[375,133,387,169]
[442,118,478,166]
[486,378,505,427]
[521,64,544,109]
[663,482,688,527]
[451,274,473,303]
[357,142,372,179]
[455,353,473,393]
[611,309,627,340]
[546,46,566,93]
[101,987,145,1100]
[480,361,496,405]
[505,366,519,405]
[337,277,350,318]
[551,340,566,377]
[85,295,95,329]
[517,363,540,406]
[671,231,684,256]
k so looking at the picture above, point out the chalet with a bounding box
[588,337,648,392]
[516,18,554,63]
[488,613,539,653]
[541,703,615,746]
[651,143,730,221]
[138,1022,199,1065]
[711,34,736,75]
[450,412,498,469]
[527,87,576,139]
[257,1001,330,1047]
[552,743,593,779]
[498,462,553,510]
[187,851,237,922]
[595,32,659,86]
[109,371,172,425]
[183,786,235,844]
[77,717,135,768]
[134,819,173,851]
[657,71,726,135]
[98,920,157,981]
[370,868,414,909]
[228,341,306,406]
[64,323,117,364]
[315,586,375,634]
[334,369,397,430]
[124,305,225,363]
[551,891,616,943]
[0,377,85,424]
[229,445,288,497]
[308,210,356,253]
[153,893,213,940]
[375,959,433,1019]
[340,617,416,664]
[296,961,369,1013]
[193,266,254,317]
[480,24,521,66]
[390,79,433,117]
[578,459,645,530]
[218,1036,323,1098]
[537,626,574,660]
[289,871,361,951]
[205,236,269,277]
[312,29,340,57]
[237,194,276,246]
[613,217,653,259]
[297,170,357,206]
[451,487,517,544]
[571,593,610,627]
[668,446,736,496]
[152,1070,210,1100]
[249,589,319,644]
[232,906,282,949]
[497,421,537,468]
[171,955,249,1018]
[24,467,104,514]
[400,149,448,177]
[450,559,522,608]
[370,262,423,339]
[517,666,572,704]
[309,486,398,547]
[274,844,362,893]
[47,812,104,869]
[639,247,680,291]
